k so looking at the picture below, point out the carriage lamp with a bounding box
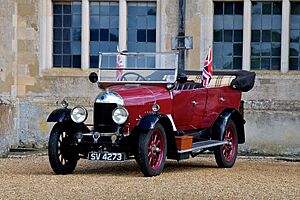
[71,106,88,123]
[112,107,128,125]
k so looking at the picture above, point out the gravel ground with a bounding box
[0,155,299,200]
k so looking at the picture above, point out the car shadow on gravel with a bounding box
[68,159,217,177]
[163,159,218,174]
[72,160,142,177]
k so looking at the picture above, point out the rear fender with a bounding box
[47,108,72,123]
[211,109,245,144]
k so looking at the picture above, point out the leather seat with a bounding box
[175,82,202,90]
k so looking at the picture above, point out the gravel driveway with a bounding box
[0,155,299,199]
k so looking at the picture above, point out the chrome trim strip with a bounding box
[177,141,229,154]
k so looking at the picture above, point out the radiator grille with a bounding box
[94,103,118,133]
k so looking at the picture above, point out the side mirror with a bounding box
[89,72,98,83]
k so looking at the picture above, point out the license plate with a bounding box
[88,152,125,161]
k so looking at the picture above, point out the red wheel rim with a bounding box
[222,125,236,162]
[148,130,164,170]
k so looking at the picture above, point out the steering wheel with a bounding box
[120,72,146,81]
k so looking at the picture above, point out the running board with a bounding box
[177,140,229,154]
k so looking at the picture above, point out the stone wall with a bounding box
[241,74,300,155]
[0,0,17,153]
[0,0,299,156]
[0,0,16,95]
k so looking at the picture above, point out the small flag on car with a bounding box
[116,45,124,81]
[201,47,213,88]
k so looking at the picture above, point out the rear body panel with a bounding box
[172,86,241,131]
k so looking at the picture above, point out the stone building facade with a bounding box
[0,0,299,155]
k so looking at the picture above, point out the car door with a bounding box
[172,86,208,131]
[172,89,195,130]
[190,88,208,129]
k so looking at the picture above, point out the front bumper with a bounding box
[75,129,124,145]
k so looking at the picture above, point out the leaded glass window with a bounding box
[251,2,282,70]
[53,2,82,68]
[127,2,156,52]
[127,2,157,68]
[90,2,119,68]
[213,2,243,70]
[289,2,300,70]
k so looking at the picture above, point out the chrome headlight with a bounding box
[71,106,88,123]
[112,107,128,125]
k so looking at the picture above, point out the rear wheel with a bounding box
[48,123,78,174]
[136,123,167,177]
[214,119,238,168]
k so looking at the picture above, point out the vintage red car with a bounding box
[47,52,255,176]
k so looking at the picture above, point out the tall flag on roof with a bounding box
[201,47,213,88]
[116,45,124,81]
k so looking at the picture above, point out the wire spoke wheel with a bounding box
[214,119,238,168]
[136,123,167,177]
[48,123,78,174]
[147,130,164,170]
[222,127,236,162]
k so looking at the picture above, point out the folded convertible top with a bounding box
[184,70,256,92]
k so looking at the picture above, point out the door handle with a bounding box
[192,101,198,105]
[219,97,226,102]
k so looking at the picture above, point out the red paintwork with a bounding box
[109,85,172,131]
[204,87,241,128]
[172,86,241,130]
[109,84,241,132]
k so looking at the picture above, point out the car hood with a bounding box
[109,85,170,106]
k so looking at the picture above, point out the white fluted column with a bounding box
[281,0,290,73]
[81,0,89,69]
[242,0,252,71]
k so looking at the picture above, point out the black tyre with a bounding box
[136,123,167,177]
[214,119,238,168]
[48,123,78,174]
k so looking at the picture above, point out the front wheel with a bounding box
[214,119,238,168]
[48,123,78,174]
[136,123,167,177]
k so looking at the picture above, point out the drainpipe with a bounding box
[178,0,186,72]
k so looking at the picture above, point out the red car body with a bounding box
[110,85,241,132]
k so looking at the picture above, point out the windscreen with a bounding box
[97,52,178,83]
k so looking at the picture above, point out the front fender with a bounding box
[212,109,245,144]
[137,113,174,130]
[47,108,71,122]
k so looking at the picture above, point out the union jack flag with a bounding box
[201,47,213,88]
[116,45,124,81]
